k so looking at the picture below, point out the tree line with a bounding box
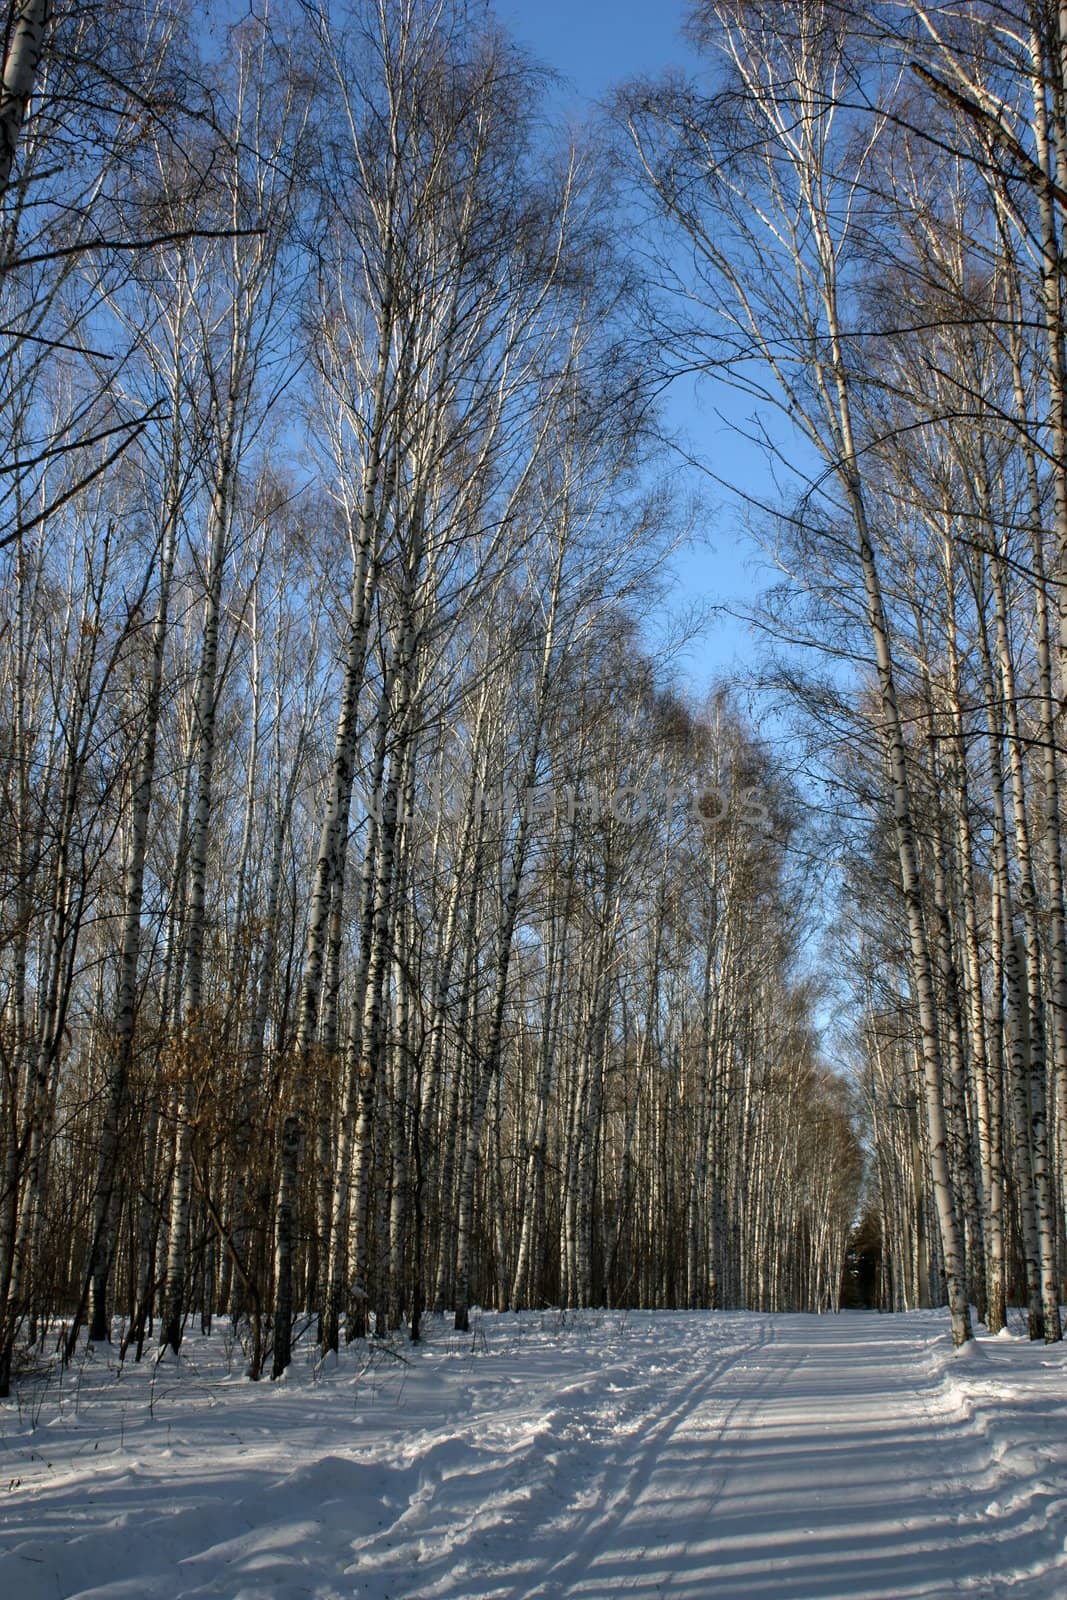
[0,0,861,1392]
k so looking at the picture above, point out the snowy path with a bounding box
[0,1310,1065,1600]
[519,1315,1067,1600]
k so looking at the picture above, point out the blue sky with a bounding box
[498,0,775,698]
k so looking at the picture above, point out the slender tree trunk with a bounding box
[0,0,48,202]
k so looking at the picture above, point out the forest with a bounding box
[3,0,1067,1423]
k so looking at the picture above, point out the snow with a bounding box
[1,1309,1065,1600]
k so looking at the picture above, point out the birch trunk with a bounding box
[0,0,48,200]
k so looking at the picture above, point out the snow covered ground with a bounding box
[0,1308,1064,1600]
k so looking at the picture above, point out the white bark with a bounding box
[0,0,48,200]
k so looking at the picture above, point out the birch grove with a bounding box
[627,0,1067,1344]
[5,0,1067,1396]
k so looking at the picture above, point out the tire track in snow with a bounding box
[351,1319,770,1600]
[521,1318,786,1599]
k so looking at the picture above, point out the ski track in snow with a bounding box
[0,1310,1064,1600]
